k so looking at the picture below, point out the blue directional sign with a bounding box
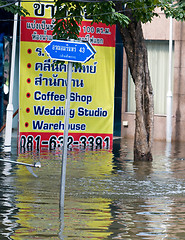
[45,40,96,63]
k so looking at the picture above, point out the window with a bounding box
[127,40,174,115]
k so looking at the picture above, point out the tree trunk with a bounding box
[115,5,154,161]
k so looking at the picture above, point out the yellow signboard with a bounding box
[19,2,116,151]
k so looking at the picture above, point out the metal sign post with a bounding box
[60,61,72,208]
[45,39,96,209]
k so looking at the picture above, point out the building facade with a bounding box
[121,9,185,142]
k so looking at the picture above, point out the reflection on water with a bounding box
[1,135,185,239]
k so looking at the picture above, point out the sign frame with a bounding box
[45,39,96,63]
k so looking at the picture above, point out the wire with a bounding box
[0,0,141,10]
[0,0,169,21]
[0,0,18,8]
[2,0,139,2]
[5,0,55,2]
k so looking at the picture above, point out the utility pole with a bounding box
[4,3,18,152]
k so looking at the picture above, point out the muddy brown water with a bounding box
[1,135,185,239]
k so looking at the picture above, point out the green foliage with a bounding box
[85,2,130,26]
[53,1,85,40]
[161,0,185,21]
[0,1,29,16]
[53,1,130,40]
[53,0,185,41]
[52,0,184,67]
[127,0,158,23]
[123,0,185,23]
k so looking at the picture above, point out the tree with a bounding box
[53,0,185,161]
[1,1,184,160]
[0,0,29,16]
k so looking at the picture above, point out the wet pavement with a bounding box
[1,132,185,239]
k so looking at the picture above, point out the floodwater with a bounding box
[1,134,185,239]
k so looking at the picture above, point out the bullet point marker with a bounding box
[26,93,31,98]
[27,49,32,54]
[27,78,31,83]
[26,108,30,113]
[27,63,31,68]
